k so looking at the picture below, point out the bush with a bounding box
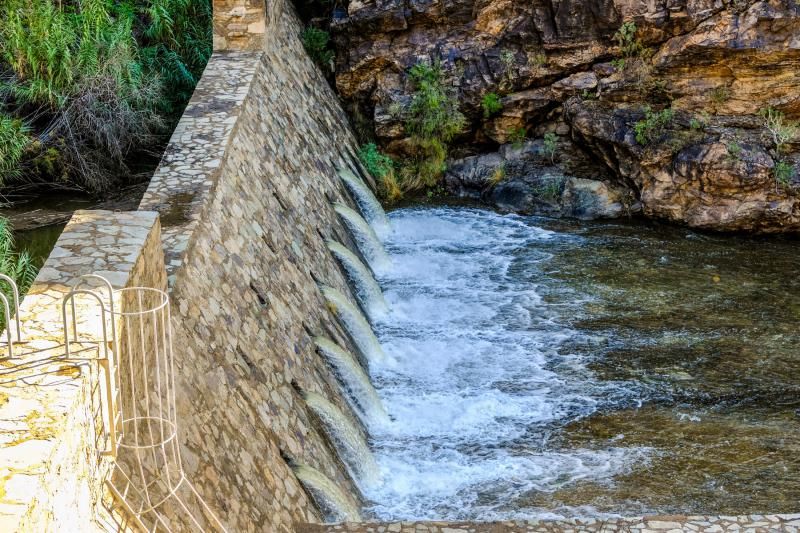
[543,132,558,164]
[488,164,506,187]
[508,127,527,148]
[613,21,643,59]
[726,141,742,161]
[634,106,674,146]
[0,0,212,192]
[534,174,565,202]
[358,143,401,203]
[760,107,799,154]
[401,61,466,191]
[301,27,334,70]
[482,93,503,119]
[529,52,547,72]
[774,160,795,188]
[0,218,37,324]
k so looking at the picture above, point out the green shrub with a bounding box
[0,218,38,324]
[634,106,674,146]
[710,86,731,106]
[481,93,503,119]
[613,21,643,59]
[401,61,466,191]
[529,52,547,75]
[726,141,742,161]
[543,132,558,164]
[359,143,394,179]
[302,27,334,70]
[774,160,795,188]
[0,115,31,184]
[358,142,402,202]
[508,127,527,148]
[534,174,565,202]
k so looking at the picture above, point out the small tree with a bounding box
[760,108,799,191]
[543,132,558,164]
[760,107,799,154]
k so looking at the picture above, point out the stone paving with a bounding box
[301,515,800,533]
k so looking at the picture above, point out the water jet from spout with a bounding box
[314,336,390,427]
[303,391,381,486]
[292,464,363,522]
[339,169,391,239]
[327,240,388,319]
[333,203,391,273]
[321,286,386,364]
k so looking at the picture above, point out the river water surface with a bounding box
[365,206,800,520]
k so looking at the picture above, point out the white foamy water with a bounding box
[362,207,649,520]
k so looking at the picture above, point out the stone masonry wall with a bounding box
[137,0,373,529]
[1,0,371,528]
[212,0,269,50]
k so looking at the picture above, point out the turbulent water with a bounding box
[361,206,800,520]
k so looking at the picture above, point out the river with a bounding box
[362,206,800,520]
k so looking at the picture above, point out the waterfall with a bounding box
[333,203,391,272]
[314,336,390,427]
[292,464,363,522]
[321,286,386,364]
[303,391,381,486]
[327,240,389,319]
[338,169,391,239]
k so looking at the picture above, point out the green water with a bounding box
[530,217,800,515]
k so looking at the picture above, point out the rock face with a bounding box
[566,98,800,232]
[444,139,637,219]
[328,0,800,232]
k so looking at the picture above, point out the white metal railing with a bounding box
[60,275,227,532]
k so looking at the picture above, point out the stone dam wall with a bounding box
[0,0,371,529]
[1,0,800,531]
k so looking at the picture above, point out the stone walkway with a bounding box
[300,515,800,532]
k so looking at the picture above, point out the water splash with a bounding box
[339,168,391,239]
[333,203,391,272]
[365,207,649,520]
[303,391,381,486]
[321,286,386,364]
[327,240,389,319]
[314,336,390,427]
[292,464,363,522]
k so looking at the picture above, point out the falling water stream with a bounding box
[352,206,800,521]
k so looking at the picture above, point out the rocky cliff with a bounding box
[326,0,800,232]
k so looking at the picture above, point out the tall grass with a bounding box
[0,0,212,193]
[0,217,37,325]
